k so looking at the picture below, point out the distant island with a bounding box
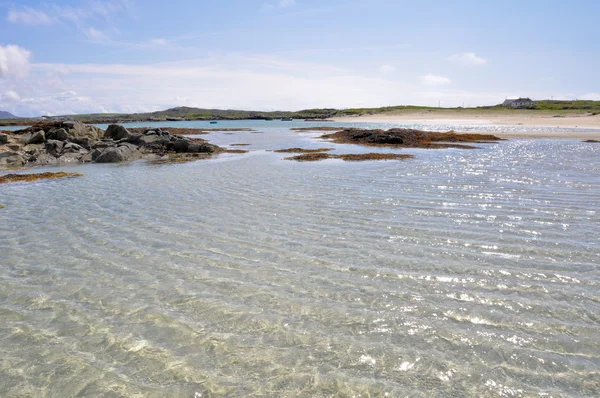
[1,100,600,125]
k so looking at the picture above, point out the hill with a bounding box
[0,111,17,119]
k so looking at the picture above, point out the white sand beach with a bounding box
[332,112,600,139]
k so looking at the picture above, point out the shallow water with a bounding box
[1,126,599,397]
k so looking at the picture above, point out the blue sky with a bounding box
[0,0,598,116]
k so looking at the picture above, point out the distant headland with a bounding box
[2,100,600,126]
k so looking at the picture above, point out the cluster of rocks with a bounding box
[320,128,502,149]
[0,121,220,168]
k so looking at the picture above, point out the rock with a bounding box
[58,153,85,163]
[62,121,104,140]
[0,134,8,144]
[19,132,33,144]
[95,147,124,163]
[45,140,64,157]
[187,143,214,153]
[173,139,190,152]
[105,124,131,141]
[71,137,95,149]
[23,144,44,153]
[0,151,24,167]
[46,128,69,141]
[125,134,143,144]
[81,148,102,163]
[139,134,170,144]
[27,130,46,145]
[95,145,141,163]
[35,153,60,165]
[62,142,87,154]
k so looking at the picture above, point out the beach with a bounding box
[332,111,600,139]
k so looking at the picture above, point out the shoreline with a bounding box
[331,112,600,139]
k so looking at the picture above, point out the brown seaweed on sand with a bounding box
[0,172,83,184]
[274,147,332,153]
[285,152,414,162]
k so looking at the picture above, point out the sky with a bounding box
[0,0,599,116]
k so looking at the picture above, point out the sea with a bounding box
[1,120,599,397]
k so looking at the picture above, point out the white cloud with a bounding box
[581,93,600,101]
[262,0,296,11]
[7,1,131,44]
[449,52,487,66]
[421,74,451,86]
[149,38,169,46]
[84,27,109,41]
[7,7,56,25]
[279,0,296,7]
[379,64,396,73]
[1,90,21,102]
[0,45,32,78]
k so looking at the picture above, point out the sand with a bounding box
[331,111,600,140]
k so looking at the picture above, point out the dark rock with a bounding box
[46,128,69,141]
[34,153,59,165]
[139,134,170,144]
[45,140,64,157]
[26,130,46,145]
[105,124,131,141]
[71,137,95,149]
[95,145,141,163]
[125,134,143,144]
[187,143,214,153]
[0,134,8,144]
[173,139,190,152]
[62,142,87,154]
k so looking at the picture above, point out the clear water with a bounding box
[1,125,599,397]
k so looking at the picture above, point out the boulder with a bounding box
[27,130,46,145]
[46,128,69,141]
[95,145,141,163]
[45,140,64,157]
[81,149,102,163]
[62,142,87,154]
[139,134,170,144]
[0,134,8,144]
[19,132,33,144]
[34,153,60,165]
[0,151,25,167]
[71,136,95,149]
[23,144,44,153]
[58,153,85,163]
[62,121,104,140]
[105,124,131,141]
[187,143,214,153]
[173,139,190,153]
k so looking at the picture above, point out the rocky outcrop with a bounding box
[320,128,502,149]
[0,122,222,169]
